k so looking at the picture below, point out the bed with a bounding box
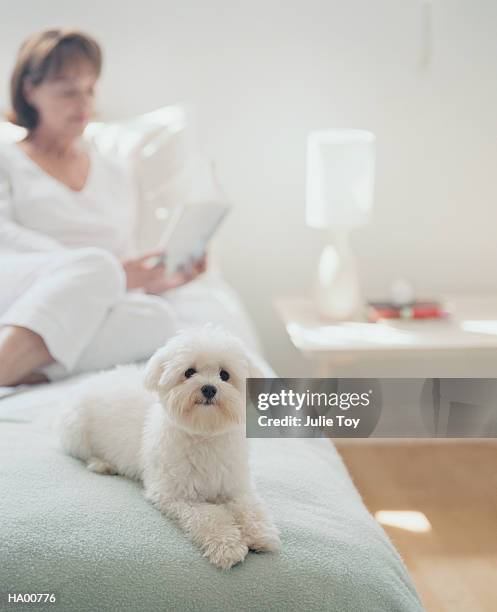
[0,109,422,611]
[0,368,422,612]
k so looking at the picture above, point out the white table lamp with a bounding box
[306,129,376,320]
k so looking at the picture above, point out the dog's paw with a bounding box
[86,457,118,475]
[204,536,249,570]
[246,525,281,552]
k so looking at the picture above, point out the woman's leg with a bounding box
[41,292,180,380]
[38,268,265,381]
[40,272,268,381]
[0,248,126,385]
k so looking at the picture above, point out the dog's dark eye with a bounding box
[185,368,196,378]
[220,369,230,382]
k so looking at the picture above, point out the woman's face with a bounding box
[24,61,98,139]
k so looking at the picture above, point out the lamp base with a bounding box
[315,232,362,321]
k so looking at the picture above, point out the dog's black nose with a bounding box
[201,385,217,400]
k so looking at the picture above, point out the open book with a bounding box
[156,199,230,274]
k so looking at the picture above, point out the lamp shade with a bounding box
[306,129,376,229]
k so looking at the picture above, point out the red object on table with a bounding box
[366,301,451,323]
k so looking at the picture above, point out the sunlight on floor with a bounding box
[375,510,432,533]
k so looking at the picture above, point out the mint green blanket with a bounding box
[0,378,423,611]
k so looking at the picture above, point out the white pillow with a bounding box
[85,106,189,197]
[0,105,194,250]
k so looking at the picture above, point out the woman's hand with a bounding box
[121,250,207,294]
[121,250,168,291]
[144,253,208,295]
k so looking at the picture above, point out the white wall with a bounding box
[2,0,497,376]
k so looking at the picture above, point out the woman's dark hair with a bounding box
[7,29,102,130]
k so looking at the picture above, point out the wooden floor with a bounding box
[334,439,497,612]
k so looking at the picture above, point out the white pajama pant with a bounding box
[0,248,263,381]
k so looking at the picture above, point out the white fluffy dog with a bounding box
[59,325,280,569]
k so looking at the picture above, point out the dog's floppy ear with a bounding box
[143,347,169,392]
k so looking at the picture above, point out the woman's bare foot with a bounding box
[0,325,54,386]
[15,371,49,385]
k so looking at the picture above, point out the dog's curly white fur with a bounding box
[59,325,281,569]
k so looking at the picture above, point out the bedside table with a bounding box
[274,295,497,377]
